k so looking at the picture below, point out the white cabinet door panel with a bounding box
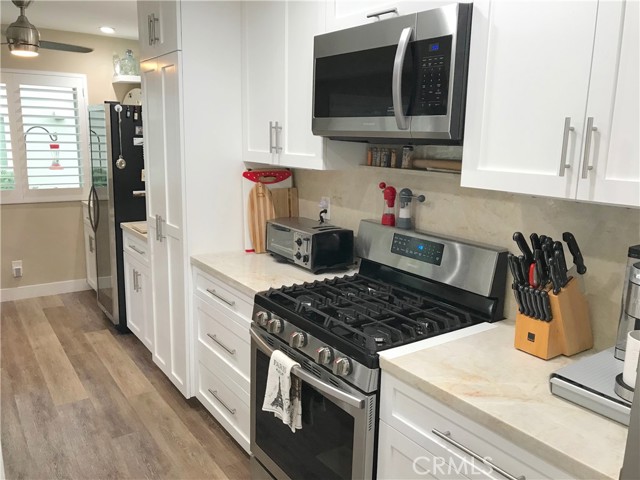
[577,0,640,206]
[462,1,598,198]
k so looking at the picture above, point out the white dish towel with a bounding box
[262,350,302,432]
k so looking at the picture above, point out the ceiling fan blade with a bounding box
[40,40,93,54]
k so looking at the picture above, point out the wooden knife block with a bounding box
[514,277,593,360]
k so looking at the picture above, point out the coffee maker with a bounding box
[615,245,640,360]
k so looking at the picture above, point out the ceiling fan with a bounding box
[2,0,93,57]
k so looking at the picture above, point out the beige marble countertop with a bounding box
[120,221,148,242]
[379,321,628,480]
[191,251,358,298]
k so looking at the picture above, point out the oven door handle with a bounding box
[251,327,366,410]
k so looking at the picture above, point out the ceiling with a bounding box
[0,0,139,40]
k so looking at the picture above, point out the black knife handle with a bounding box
[553,241,568,274]
[530,233,542,252]
[512,285,524,314]
[519,285,531,317]
[518,255,530,286]
[541,291,553,322]
[548,261,561,295]
[513,232,534,265]
[563,232,587,274]
[534,249,547,287]
[555,250,569,287]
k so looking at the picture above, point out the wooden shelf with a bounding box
[357,164,461,176]
[112,75,141,85]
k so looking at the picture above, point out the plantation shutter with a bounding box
[0,83,15,191]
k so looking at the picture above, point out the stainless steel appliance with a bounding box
[266,217,354,273]
[312,3,472,144]
[616,245,640,360]
[87,102,145,330]
[250,219,508,479]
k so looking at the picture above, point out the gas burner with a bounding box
[297,295,316,308]
[362,325,393,346]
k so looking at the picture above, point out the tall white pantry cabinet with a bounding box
[138,0,245,397]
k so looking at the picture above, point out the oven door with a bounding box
[250,326,376,480]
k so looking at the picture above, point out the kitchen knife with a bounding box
[530,286,542,319]
[518,255,530,286]
[512,285,524,314]
[513,232,534,265]
[534,289,546,321]
[519,285,531,317]
[555,250,569,287]
[508,254,523,286]
[541,290,552,321]
[539,235,548,246]
[562,232,587,274]
[553,241,569,275]
[542,242,554,274]
[548,260,562,295]
[530,233,542,252]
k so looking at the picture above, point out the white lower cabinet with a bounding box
[378,372,573,480]
[122,230,153,351]
[193,266,252,453]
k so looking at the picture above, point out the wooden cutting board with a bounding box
[271,187,299,218]
[247,182,276,254]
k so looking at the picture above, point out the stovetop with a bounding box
[260,273,475,354]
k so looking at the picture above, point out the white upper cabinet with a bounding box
[325,0,457,31]
[137,0,181,61]
[462,0,639,208]
[242,1,326,170]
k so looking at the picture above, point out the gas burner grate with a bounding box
[263,273,475,354]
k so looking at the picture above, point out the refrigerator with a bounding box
[87,101,146,330]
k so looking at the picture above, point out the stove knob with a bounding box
[266,318,283,334]
[289,331,307,348]
[314,346,333,365]
[255,311,270,327]
[332,357,352,376]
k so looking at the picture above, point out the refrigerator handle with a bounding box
[88,185,98,232]
[92,186,100,232]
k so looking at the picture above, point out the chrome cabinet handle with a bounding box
[152,14,160,44]
[432,429,525,480]
[208,389,236,415]
[206,288,235,306]
[129,244,146,255]
[250,327,366,409]
[392,27,413,130]
[558,117,575,177]
[88,236,94,253]
[269,121,275,154]
[133,269,139,292]
[206,333,236,355]
[581,116,597,179]
[155,215,165,242]
[148,15,153,46]
[366,7,398,20]
[274,121,282,154]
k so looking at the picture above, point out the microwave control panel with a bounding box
[412,35,452,116]
[391,233,444,266]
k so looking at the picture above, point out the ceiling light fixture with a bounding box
[100,26,115,34]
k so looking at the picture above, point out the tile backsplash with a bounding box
[294,166,639,351]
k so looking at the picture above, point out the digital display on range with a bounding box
[391,234,445,266]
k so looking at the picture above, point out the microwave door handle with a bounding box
[392,26,413,130]
[250,327,366,410]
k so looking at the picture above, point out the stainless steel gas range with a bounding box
[250,220,508,480]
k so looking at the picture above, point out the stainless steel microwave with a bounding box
[312,3,472,144]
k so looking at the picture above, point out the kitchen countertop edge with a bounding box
[120,222,148,242]
[190,255,257,298]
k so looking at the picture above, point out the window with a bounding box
[0,70,89,203]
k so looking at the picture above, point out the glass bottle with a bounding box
[119,49,138,76]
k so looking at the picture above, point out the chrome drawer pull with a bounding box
[558,116,574,177]
[581,116,597,179]
[208,389,236,415]
[205,288,235,306]
[129,244,146,255]
[432,429,525,480]
[206,333,236,355]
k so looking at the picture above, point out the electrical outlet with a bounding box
[319,196,331,220]
[12,260,22,278]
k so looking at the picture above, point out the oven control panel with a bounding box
[391,233,444,266]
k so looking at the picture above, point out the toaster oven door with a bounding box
[267,224,294,260]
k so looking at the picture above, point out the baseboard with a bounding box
[0,278,92,302]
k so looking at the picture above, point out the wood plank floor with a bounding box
[1,290,250,479]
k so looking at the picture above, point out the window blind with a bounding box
[0,83,14,191]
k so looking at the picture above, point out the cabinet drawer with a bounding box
[123,231,149,265]
[196,361,250,453]
[194,296,250,386]
[381,373,572,480]
[193,267,253,320]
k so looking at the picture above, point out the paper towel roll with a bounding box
[623,330,640,389]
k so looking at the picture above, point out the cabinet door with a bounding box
[123,254,144,342]
[138,1,181,62]
[241,1,284,165]
[576,0,640,206]
[137,262,153,350]
[277,1,325,170]
[461,1,599,199]
[326,0,454,32]
[83,223,97,291]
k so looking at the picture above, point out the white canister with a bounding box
[622,330,640,389]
